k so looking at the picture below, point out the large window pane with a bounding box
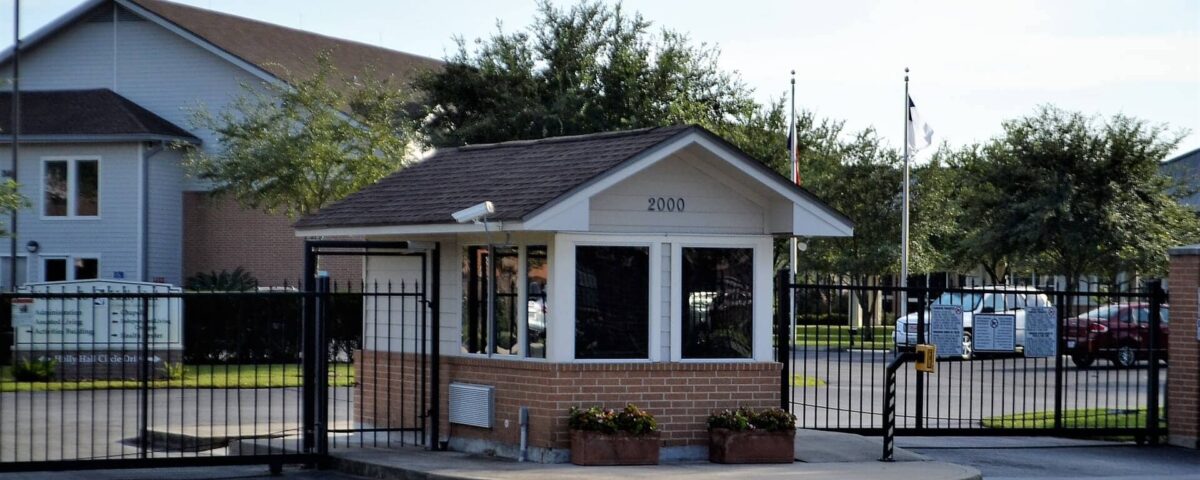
[494,246,519,356]
[681,247,752,359]
[75,258,99,280]
[44,161,68,216]
[0,257,26,289]
[462,246,488,354]
[44,258,67,282]
[76,160,99,216]
[575,246,649,359]
[526,246,548,358]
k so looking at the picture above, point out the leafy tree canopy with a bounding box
[185,53,420,219]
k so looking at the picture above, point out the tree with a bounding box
[970,106,1197,289]
[0,179,27,236]
[185,53,420,219]
[416,1,762,151]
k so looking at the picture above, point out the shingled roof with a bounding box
[0,89,198,142]
[295,125,697,230]
[0,0,442,90]
[127,0,442,87]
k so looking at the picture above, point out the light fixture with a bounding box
[24,240,38,253]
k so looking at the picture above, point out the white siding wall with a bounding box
[363,254,427,354]
[588,155,766,234]
[0,143,141,282]
[0,5,267,159]
[146,148,183,284]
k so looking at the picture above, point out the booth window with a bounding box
[462,245,544,358]
[526,246,548,358]
[681,247,753,359]
[575,246,649,359]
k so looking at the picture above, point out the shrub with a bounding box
[707,407,796,432]
[568,404,658,436]
[13,358,57,382]
[163,362,186,380]
[185,267,259,292]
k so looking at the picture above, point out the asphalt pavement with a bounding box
[899,436,1200,480]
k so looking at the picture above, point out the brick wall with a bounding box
[182,192,358,287]
[356,351,781,460]
[1168,248,1200,449]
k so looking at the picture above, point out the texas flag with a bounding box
[907,96,935,152]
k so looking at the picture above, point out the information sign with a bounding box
[974,314,1016,352]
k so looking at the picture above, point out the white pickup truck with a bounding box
[894,286,1053,359]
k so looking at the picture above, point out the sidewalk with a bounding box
[328,430,981,480]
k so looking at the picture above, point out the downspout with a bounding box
[140,141,166,281]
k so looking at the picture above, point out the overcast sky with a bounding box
[2,0,1197,158]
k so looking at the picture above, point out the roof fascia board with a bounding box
[114,0,284,87]
[295,221,527,238]
[0,133,199,144]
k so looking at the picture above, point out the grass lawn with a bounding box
[791,374,826,387]
[982,408,1164,432]
[0,363,356,392]
[794,325,894,350]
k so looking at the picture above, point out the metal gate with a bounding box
[777,270,1167,442]
[0,240,438,473]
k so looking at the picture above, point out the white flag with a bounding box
[907,96,934,151]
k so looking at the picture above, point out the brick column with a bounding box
[1167,245,1200,449]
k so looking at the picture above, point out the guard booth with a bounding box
[294,125,853,462]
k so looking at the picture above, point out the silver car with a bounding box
[894,286,1053,359]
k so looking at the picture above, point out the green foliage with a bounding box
[967,106,1197,285]
[185,267,259,292]
[0,179,30,236]
[13,358,57,382]
[416,1,776,161]
[186,52,421,219]
[162,362,186,381]
[707,407,796,432]
[568,404,658,436]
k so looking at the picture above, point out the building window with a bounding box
[681,247,753,359]
[42,256,98,282]
[43,158,99,217]
[575,245,649,359]
[461,245,520,356]
[526,246,548,358]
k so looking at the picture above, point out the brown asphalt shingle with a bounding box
[0,89,198,141]
[295,125,696,230]
[129,0,442,87]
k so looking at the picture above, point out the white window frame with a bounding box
[554,233,662,363]
[458,242,551,361]
[670,235,773,363]
[40,254,102,282]
[41,156,101,220]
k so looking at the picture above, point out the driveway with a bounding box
[899,436,1200,480]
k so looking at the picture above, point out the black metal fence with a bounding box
[777,270,1168,443]
[0,280,429,473]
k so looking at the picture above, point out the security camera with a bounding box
[452,201,495,224]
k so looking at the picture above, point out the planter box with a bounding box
[708,428,795,464]
[569,430,660,466]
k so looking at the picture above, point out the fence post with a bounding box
[914,287,926,430]
[776,269,792,410]
[315,275,331,457]
[1147,279,1165,445]
[1054,292,1066,431]
[302,242,317,460]
[139,296,151,459]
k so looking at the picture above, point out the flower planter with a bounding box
[708,428,795,464]
[569,430,661,466]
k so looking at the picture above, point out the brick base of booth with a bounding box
[1168,247,1200,449]
[355,352,782,461]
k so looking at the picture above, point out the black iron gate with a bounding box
[0,240,438,473]
[778,270,1167,443]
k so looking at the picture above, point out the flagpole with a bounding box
[901,68,910,316]
[788,70,797,342]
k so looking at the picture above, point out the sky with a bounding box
[0,0,1197,159]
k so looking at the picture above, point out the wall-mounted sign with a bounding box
[930,305,964,358]
[974,314,1016,352]
[12,280,183,351]
[1024,306,1057,358]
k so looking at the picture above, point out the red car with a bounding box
[1065,303,1169,368]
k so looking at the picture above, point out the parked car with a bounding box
[1064,303,1169,368]
[895,286,1053,359]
